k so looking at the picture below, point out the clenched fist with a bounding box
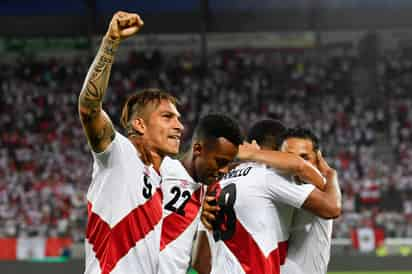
[106,11,144,41]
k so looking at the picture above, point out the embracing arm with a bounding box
[302,151,342,219]
[302,168,341,219]
[238,142,325,190]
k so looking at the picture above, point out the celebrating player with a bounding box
[198,119,341,274]
[78,11,183,274]
[158,114,243,274]
[280,127,339,274]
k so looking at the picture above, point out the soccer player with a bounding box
[280,127,336,274]
[191,120,326,274]
[158,114,243,274]
[78,11,183,274]
[199,119,341,274]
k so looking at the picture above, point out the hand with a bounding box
[237,140,261,160]
[200,195,219,231]
[106,11,144,41]
[317,150,335,177]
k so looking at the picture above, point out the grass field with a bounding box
[329,272,412,274]
[189,270,412,274]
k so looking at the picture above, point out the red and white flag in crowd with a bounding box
[351,227,385,252]
[0,237,72,260]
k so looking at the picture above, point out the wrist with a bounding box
[324,168,336,178]
[102,35,121,56]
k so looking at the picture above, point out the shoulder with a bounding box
[110,131,146,168]
[265,166,293,182]
[222,161,266,180]
[160,157,194,183]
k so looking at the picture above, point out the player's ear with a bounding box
[131,117,146,135]
[193,142,202,157]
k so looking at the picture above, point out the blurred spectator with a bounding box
[0,47,411,241]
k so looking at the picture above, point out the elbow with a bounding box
[324,204,342,219]
[78,106,91,123]
[78,103,100,123]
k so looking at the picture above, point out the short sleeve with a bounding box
[265,170,315,208]
[91,131,136,170]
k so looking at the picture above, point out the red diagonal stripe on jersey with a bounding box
[86,188,163,274]
[160,188,202,250]
[278,241,288,265]
[224,219,281,274]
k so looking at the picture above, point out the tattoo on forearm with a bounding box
[79,37,120,120]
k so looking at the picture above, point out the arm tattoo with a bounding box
[79,37,120,120]
[89,123,116,148]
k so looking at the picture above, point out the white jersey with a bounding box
[158,157,204,274]
[207,162,315,274]
[282,210,333,274]
[85,132,163,274]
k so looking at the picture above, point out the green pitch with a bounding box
[329,272,412,274]
[189,269,412,274]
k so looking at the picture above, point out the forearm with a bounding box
[246,150,299,172]
[78,36,120,152]
[302,170,341,219]
[323,170,342,217]
[191,231,211,274]
[297,160,326,190]
[246,150,325,190]
[78,36,120,120]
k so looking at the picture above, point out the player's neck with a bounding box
[128,135,162,172]
[150,151,163,173]
[129,135,154,166]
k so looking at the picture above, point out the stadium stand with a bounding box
[0,48,411,246]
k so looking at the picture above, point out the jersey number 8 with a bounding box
[213,183,237,242]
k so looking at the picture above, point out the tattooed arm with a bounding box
[78,11,143,152]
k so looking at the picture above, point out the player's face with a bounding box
[144,100,184,156]
[280,137,317,167]
[193,138,238,185]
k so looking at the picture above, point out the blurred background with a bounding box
[1,1,412,273]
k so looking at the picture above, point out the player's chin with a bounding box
[163,144,180,156]
[161,138,180,155]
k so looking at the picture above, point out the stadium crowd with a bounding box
[0,47,411,242]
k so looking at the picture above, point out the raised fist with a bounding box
[106,11,144,41]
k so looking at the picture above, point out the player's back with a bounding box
[209,162,297,274]
[283,210,333,274]
[85,132,163,274]
[158,157,204,274]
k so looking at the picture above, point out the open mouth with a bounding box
[168,135,181,144]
